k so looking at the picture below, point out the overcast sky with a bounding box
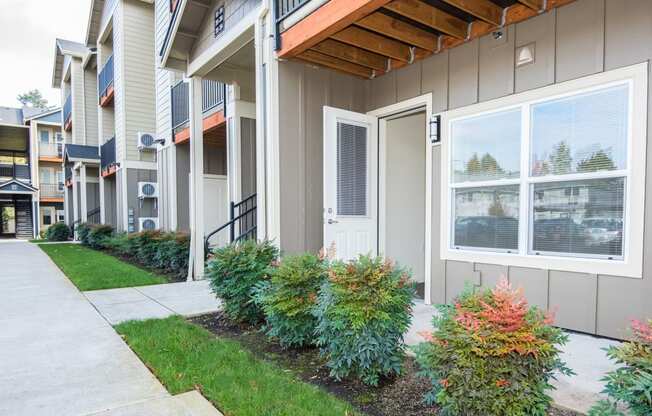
[0,0,91,109]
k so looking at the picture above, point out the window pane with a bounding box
[531,178,624,258]
[453,185,520,251]
[40,130,50,143]
[451,109,521,182]
[530,84,628,176]
[337,122,367,216]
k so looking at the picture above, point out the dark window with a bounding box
[43,214,52,226]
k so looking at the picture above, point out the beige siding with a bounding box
[70,59,85,144]
[276,0,652,339]
[113,2,126,162]
[83,66,99,146]
[190,0,261,61]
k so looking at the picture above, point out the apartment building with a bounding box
[156,0,652,340]
[52,39,101,229]
[0,106,65,239]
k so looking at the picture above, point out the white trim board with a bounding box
[368,93,434,304]
[439,62,648,279]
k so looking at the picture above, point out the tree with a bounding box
[465,153,481,177]
[480,153,504,177]
[549,141,572,175]
[577,149,616,173]
[17,89,48,109]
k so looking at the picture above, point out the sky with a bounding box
[0,0,91,109]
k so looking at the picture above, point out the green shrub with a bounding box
[153,233,190,277]
[314,255,414,386]
[45,222,70,241]
[76,223,91,245]
[415,278,572,416]
[589,319,652,416]
[253,252,327,348]
[104,232,130,256]
[207,239,279,324]
[87,224,114,249]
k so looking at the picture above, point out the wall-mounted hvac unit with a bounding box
[137,132,157,151]
[139,217,159,231]
[138,182,159,199]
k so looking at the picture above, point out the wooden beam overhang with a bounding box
[278,0,576,79]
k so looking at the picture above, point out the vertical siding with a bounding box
[276,0,652,339]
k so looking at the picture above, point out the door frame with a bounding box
[368,93,434,304]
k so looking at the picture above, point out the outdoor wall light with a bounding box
[429,114,441,144]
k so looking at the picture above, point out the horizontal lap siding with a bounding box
[365,0,651,339]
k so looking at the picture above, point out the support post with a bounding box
[189,76,205,279]
[72,168,80,226]
[80,164,88,222]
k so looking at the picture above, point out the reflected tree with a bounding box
[549,141,572,175]
[577,150,616,173]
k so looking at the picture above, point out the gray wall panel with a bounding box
[445,261,479,303]
[396,62,422,102]
[430,146,446,304]
[549,272,597,333]
[555,0,605,82]
[176,143,190,232]
[449,39,479,109]
[421,51,449,113]
[515,11,556,92]
[370,71,396,110]
[509,267,549,310]
[240,117,257,198]
[479,26,515,101]
[476,263,508,290]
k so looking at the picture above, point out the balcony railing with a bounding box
[40,183,65,199]
[171,80,225,131]
[40,143,63,159]
[98,55,114,104]
[101,137,116,172]
[63,94,72,125]
[274,0,312,49]
[0,164,30,181]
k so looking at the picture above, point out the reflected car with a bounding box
[454,216,518,250]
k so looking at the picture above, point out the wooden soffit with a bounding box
[278,0,576,79]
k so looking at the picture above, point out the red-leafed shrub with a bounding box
[415,278,572,415]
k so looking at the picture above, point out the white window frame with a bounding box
[440,62,648,278]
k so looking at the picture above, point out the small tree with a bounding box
[17,89,49,109]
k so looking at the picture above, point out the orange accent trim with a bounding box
[278,0,392,59]
[174,110,226,144]
[101,164,118,178]
[99,85,114,107]
[64,117,72,132]
[39,156,63,163]
[40,197,64,203]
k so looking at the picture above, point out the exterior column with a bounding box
[99,174,105,224]
[189,76,205,279]
[80,165,88,222]
[71,169,80,237]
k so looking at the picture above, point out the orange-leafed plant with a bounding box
[415,278,572,416]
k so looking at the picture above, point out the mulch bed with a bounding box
[190,312,581,416]
[101,249,187,283]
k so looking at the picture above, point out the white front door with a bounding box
[323,106,378,261]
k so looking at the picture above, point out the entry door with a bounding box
[323,106,378,260]
[203,174,229,247]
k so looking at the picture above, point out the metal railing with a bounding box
[87,207,101,225]
[0,151,30,181]
[40,142,63,158]
[98,54,114,102]
[40,183,65,199]
[204,193,257,258]
[63,94,72,125]
[171,79,226,131]
[274,0,313,50]
[100,137,116,171]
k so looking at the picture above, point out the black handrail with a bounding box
[204,193,257,258]
[87,207,101,225]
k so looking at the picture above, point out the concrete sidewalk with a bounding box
[84,280,221,325]
[406,300,620,414]
[0,241,220,416]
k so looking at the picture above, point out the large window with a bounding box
[441,63,648,278]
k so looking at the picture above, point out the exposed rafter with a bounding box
[383,0,469,39]
[439,0,502,26]
[517,0,544,11]
[331,26,415,63]
[311,39,388,72]
[355,12,439,51]
[299,50,376,78]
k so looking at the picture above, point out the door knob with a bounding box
[327,219,339,224]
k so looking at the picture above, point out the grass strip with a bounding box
[38,243,167,291]
[116,316,358,416]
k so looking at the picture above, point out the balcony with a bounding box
[171,79,225,143]
[100,137,117,177]
[63,94,72,132]
[98,55,114,107]
[39,142,64,161]
[40,182,65,201]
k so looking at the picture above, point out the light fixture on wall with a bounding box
[429,115,441,144]
[516,43,535,67]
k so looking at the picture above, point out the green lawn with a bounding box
[39,243,167,291]
[116,316,358,416]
